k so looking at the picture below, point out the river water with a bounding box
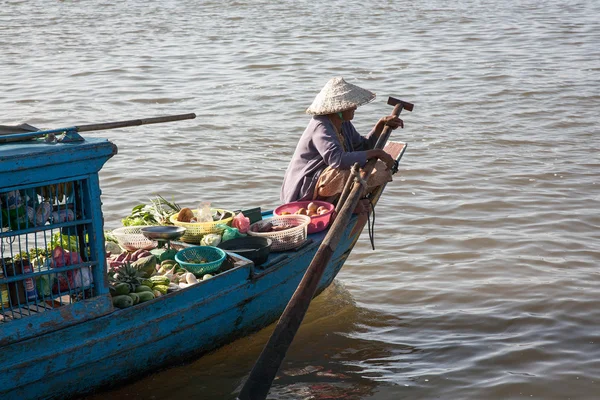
[2,0,599,399]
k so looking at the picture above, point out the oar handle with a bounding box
[77,113,196,132]
[374,102,405,150]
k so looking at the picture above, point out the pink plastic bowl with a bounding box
[274,200,335,234]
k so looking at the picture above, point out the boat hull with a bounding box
[0,214,363,400]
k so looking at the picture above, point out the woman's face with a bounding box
[341,107,357,121]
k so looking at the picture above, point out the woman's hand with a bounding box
[372,115,404,137]
[380,115,404,130]
[366,149,395,171]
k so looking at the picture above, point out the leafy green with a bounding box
[121,195,182,226]
[51,232,81,252]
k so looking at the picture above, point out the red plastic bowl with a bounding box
[274,200,335,234]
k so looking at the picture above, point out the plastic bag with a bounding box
[72,267,93,288]
[217,224,245,242]
[26,202,52,226]
[50,246,91,293]
[197,201,213,223]
[232,212,250,234]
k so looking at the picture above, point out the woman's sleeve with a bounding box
[313,122,367,169]
[348,122,377,150]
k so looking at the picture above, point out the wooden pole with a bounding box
[0,113,196,143]
[334,163,359,215]
[238,99,409,400]
[77,113,196,132]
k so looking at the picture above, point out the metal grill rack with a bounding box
[0,133,117,343]
[1,179,97,322]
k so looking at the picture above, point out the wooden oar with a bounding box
[237,97,413,400]
[0,113,196,143]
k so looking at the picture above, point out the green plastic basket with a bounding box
[174,246,226,276]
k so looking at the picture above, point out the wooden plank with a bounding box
[384,140,406,159]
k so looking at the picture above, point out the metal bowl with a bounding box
[140,226,187,241]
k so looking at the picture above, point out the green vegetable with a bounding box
[114,283,131,295]
[112,295,134,309]
[141,279,153,288]
[138,291,155,302]
[153,284,169,295]
[121,195,182,226]
[121,216,150,226]
[104,230,119,244]
[29,248,48,263]
[135,285,153,293]
[13,251,29,261]
[50,233,87,253]
[128,292,140,305]
[131,255,157,278]
[160,259,176,267]
[149,275,170,286]
[174,265,186,274]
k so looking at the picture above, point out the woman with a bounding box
[280,77,403,205]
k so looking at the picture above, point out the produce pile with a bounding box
[279,202,329,217]
[106,247,218,309]
[105,195,319,310]
[116,196,249,245]
[106,196,242,309]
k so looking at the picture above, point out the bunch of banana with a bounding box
[38,182,74,202]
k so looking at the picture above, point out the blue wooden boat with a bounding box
[0,125,405,400]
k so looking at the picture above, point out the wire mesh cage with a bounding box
[0,179,102,323]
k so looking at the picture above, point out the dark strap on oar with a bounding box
[238,97,413,400]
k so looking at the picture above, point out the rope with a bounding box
[367,157,398,249]
[367,199,376,250]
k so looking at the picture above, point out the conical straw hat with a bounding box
[306,77,376,115]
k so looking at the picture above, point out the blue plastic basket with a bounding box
[174,246,226,276]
